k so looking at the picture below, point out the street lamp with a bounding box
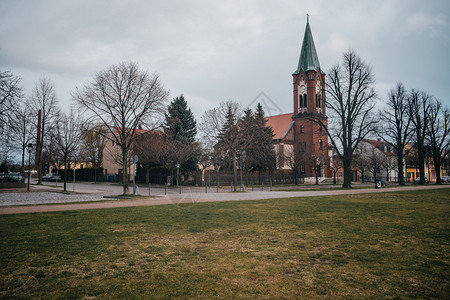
[27,143,33,191]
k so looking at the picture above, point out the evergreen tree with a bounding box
[242,103,276,172]
[164,94,197,143]
[164,94,199,172]
[216,104,239,190]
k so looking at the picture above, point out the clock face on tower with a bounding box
[301,85,306,93]
[316,83,320,93]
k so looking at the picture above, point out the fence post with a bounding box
[165,182,167,195]
[149,183,151,196]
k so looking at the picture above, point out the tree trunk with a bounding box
[397,152,405,185]
[434,154,441,184]
[21,146,25,178]
[342,156,352,188]
[122,147,129,194]
[418,150,425,185]
[232,151,237,191]
[63,161,67,192]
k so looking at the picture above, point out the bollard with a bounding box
[165,183,167,195]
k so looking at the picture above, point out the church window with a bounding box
[300,125,304,133]
[299,94,303,108]
[319,139,323,150]
[304,95,307,108]
[315,95,318,107]
[299,141,306,152]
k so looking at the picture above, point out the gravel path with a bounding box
[0,191,107,207]
[0,183,448,215]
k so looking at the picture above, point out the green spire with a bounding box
[293,16,321,75]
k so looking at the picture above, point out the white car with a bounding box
[441,176,450,183]
[43,173,62,182]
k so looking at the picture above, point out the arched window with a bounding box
[299,94,303,108]
[300,125,304,133]
[319,139,323,150]
[304,95,307,108]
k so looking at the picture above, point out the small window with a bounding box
[319,139,323,150]
[338,172,342,177]
[299,94,303,108]
[304,95,307,108]
[319,126,322,134]
[301,125,304,133]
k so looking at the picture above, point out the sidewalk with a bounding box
[0,181,448,215]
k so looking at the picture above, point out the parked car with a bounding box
[43,173,62,182]
[414,177,429,184]
[7,172,23,182]
[441,176,450,183]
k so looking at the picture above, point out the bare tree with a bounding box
[409,89,432,185]
[312,152,326,185]
[313,50,377,188]
[380,82,412,185]
[199,101,242,147]
[28,76,60,184]
[352,151,369,183]
[12,102,34,176]
[79,125,109,174]
[283,145,308,185]
[73,62,168,194]
[0,70,23,128]
[382,155,397,182]
[367,147,384,182]
[330,155,342,185]
[55,108,83,192]
[426,99,450,184]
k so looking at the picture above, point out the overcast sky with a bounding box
[1,0,449,120]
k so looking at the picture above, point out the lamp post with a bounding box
[27,143,33,191]
[73,157,76,192]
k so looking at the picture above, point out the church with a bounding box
[266,17,331,180]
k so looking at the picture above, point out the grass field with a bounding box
[1,188,449,299]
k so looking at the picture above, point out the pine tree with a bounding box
[249,103,276,171]
[164,94,197,143]
[216,104,240,190]
[164,94,198,172]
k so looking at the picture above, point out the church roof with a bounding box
[266,113,294,140]
[293,18,321,75]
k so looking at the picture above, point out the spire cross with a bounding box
[307,13,309,23]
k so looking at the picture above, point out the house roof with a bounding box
[363,139,396,156]
[265,113,294,140]
[293,18,321,75]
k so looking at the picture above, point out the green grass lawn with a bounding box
[1,189,449,299]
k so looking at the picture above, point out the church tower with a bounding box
[292,16,330,178]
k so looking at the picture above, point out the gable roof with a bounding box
[265,113,294,140]
[293,18,321,75]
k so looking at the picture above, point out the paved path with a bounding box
[0,181,448,215]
